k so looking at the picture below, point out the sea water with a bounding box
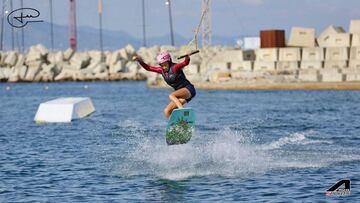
[0,81,359,202]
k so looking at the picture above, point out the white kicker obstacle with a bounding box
[34,97,95,123]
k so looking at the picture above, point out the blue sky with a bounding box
[2,0,360,39]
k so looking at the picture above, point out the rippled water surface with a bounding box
[0,81,359,202]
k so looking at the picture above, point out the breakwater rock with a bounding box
[0,44,147,82]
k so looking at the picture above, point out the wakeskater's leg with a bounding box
[169,88,191,108]
[164,101,177,118]
[164,99,187,118]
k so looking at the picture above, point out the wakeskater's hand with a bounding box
[132,55,142,62]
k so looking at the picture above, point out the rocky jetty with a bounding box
[0,44,147,82]
[1,40,360,91]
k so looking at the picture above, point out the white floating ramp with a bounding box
[34,97,95,123]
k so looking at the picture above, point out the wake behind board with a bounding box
[166,108,195,145]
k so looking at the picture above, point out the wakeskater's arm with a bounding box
[173,56,190,72]
[133,55,162,74]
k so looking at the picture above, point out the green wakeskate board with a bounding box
[166,108,195,145]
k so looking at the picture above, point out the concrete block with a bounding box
[297,69,319,82]
[137,47,150,57]
[349,60,360,69]
[287,27,316,47]
[243,37,260,49]
[199,61,210,75]
[86,61,100,71]
[323,33,351,47]
[41,63,55,72]
[26,47,43,63]
[212,49,244,63]
[350,47,360,60]
[39,72,54,82]
[47,53,56,64]
[4,51,18,66]
[255,48,278,61]
[0,52,3,65]
[351,33,360,47]
[119,48,129,60]
[230,71,244,79]
[300,61,323,69]
[189,54,201,64]
[210,71,231,82]
[24,66,41,81]
[26,60,44,68]
[63,48,75,61]
[319,68,342,74]
[26,44,48,63]
[277,61,299,70]
[318,25,345,47]
[32,70,42,82]
[28,61,43,69]
[75,69,90,81]
[88,51,104,64]
[321,72,345,82]
[35,66,55,82]
[2,67,11,77]
[92,63,108,74]
[15,54,25,67]
[209,62,229,71]
[0,67,11,80]
[105,52,111,66]
[230,61,252,71]
[232,71,268,80]
[73,71,89,81]
[279,48,301,61]
[48,52,64,64]
[125,44,136,56]
[55,52,64,64]
[185,74,202,82]
[109,51,121,66]
[18,66,28,80]
[109,60,125,73]
[324,60,348,69]
[7,67,20,82]
[145,46,160,59]
[253,61,276,71]
[93,72,109,80]
[342,67,360,74]
[0,69,5,81]
[243,50,256,61]
[302,47,324,61]
[349,19,360,34]
[325,47,349,60]
[70,53,91,70]
[184,64,200,75]
[125,61,139,73]
[35,44,48,56]
[346,73,360,81]
[54,67,78,81]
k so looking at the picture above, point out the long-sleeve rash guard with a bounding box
[139,56,190,74]
[139,56,192,90]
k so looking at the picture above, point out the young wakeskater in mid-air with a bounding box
[133,51,197,119]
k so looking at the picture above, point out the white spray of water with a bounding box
[114,124,360,180]
[261,132,306,150]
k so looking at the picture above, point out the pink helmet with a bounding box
[156,51,172,64]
